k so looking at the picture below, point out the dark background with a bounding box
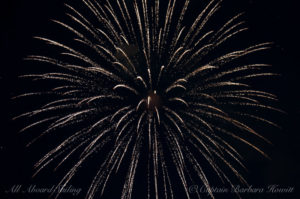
[0,0,299,198]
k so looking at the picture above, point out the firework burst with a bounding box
[14,0,282,198]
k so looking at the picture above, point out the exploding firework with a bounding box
[14,0,282,198]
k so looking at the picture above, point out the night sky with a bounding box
[1,0,299,198]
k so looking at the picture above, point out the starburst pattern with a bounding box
[14,0,282,198]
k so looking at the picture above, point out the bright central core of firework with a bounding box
[146,90,161,111]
